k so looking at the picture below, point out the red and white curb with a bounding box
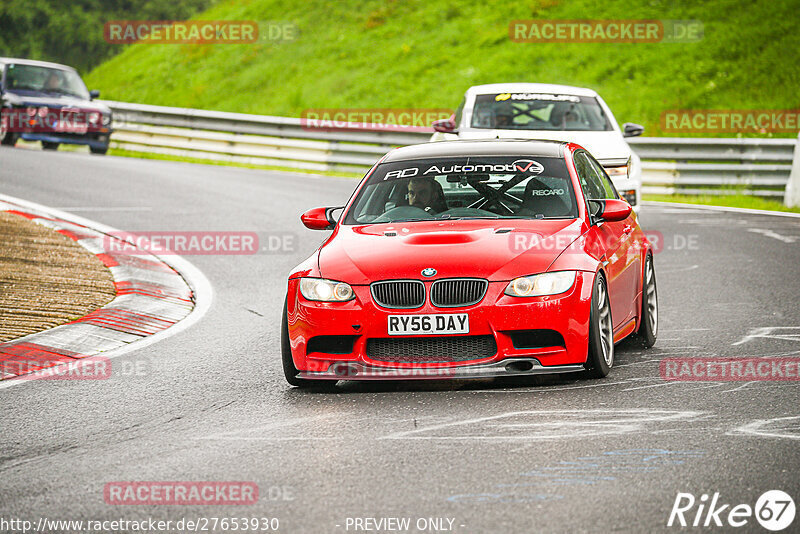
[0,194,212,385]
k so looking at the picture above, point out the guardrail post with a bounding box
[785,131,800,208]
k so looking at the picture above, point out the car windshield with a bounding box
[3,64,90,99]
[470,93,612,131]
[343,156,578,224]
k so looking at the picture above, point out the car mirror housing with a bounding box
[622,122,644,137]
[592,199,632,222]
[89,89,100,100]
[432,115,458,134]
[301,207,341,230]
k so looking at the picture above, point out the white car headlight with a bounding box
[604,165,628,177]
[504,271,576,297]
[299,278,355,302]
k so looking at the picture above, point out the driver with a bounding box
[495,112,513,128]
[408,177,445,213]
[44,71,61,91]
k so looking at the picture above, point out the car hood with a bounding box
[317,218,585,285]
[457,130,631,161]
[2,91,110,113]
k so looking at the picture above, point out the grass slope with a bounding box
[85,0,800,136]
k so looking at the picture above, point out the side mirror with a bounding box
[622,122,644,137]
[432,115,457,134]
[301,206,342,230]
[89,89,100,100]
[590,199,632,222]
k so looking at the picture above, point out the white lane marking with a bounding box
[721,381,758,393]
[621,381,680,392]
[379,409,703,441]
[465,380,631,392]
[199,414,339,439]
[651,208,721,214]
[195,414,412,441]
[658,264,699,274]
[54,206,153,212]
[747,228,798,243]
[642,200,800,219]
[613,359,663,368]
[730,416,800,440]
[733,326,800,345]
[0,193,213,392]
[659,328,711,332]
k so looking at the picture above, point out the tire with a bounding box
[42,142,59,150]
[584,272,614,378]
[632,253,658,348]
[0,110,17,146]
[281,297,337,389]
[90,145,108,155]
[0,132,17,146]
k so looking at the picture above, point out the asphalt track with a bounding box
[1,147,799,533]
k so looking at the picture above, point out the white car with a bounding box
[430,83,644,211]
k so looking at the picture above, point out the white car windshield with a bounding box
[470,93,612,131]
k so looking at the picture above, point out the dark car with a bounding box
[0,58,112,154]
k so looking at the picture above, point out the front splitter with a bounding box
[297,357,586,380]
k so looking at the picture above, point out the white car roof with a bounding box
[466,83,599,98]
[0,57,77,72]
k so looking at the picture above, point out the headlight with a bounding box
[620,189,637,206]
[504,271,576,297]
[88,112,100,124]
[26,106,37,116]
[38,106,49,117]
[102,113,112,126]
[604,165,628,177]
[299,278,355,302]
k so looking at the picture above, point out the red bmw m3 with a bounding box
[282,139,657,387]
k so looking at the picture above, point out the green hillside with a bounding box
[85,0,800,136]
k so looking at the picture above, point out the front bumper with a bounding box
[20,131,111,149]
[286,271,595,380]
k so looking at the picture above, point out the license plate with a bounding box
[388,314,469,335]
[54,120,87,133]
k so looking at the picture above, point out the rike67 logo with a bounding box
[668,490,795,531]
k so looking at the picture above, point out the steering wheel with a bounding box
[372,205,435,223]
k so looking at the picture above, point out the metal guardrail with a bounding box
[103,101,797,197]
[627,137,796,197]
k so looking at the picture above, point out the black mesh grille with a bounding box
[366,335,497,363]
[371,280,425,309]
[431,279,488,307]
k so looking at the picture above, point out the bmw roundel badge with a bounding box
[421,267,437,277]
